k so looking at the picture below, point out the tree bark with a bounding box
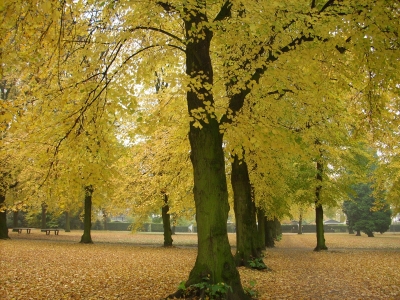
[314,160,328,251]
[0,193,9,239]
[80,186,93,244]
[167,9,247,298]
[65,211,71,232]
[265,218,275,248]
[256,209,266,250]
[298,210,303,235]
[231,154,263,268]
[273,218,282,239]
[356,230,361,236]
[41,203,47,229]
[162,193,173,247]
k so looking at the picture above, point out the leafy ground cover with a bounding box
[1,231,399,299]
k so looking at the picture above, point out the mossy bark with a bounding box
[166,7,248,297]
[162,193,173,247]
[231,155,262,268]
[0,194,9,239]
[314,161,327,251]
[314,203,327,251]
[65,211,71,232]
[80,186,93,244]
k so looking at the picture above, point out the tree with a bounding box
[343,183,392,237]
[80,185,94,244]
[162,192,173,247]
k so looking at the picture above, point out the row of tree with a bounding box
[1,1,399,298]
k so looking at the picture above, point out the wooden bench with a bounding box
[12,228,32,234]
[41,229,60,235]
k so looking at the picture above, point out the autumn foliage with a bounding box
[1,231,399,299]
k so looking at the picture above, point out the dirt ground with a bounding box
[1,230,399,299]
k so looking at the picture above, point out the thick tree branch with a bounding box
[214,0,233,22]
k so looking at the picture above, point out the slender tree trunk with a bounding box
[162,193,173,247]
[80,186,93,244]
[273,218,282,239]
[41,203,47,229]
[0,194,9,239]
[257,209,266,250]
[298,209,303,235]
[232,154,262,267]
[65,211,71,232]
[314,159,328,251]
[348,225,354,234]
[265,218,275,248]
[13,210,18,228]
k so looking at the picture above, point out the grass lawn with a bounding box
[1,230,399,299]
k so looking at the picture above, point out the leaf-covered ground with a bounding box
[1,231,399,299]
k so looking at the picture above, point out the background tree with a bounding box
[343,183,392,237]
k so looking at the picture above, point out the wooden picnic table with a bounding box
[12,228,32,234]
[41,229,60,235]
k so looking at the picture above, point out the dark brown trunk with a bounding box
[265,218,275,248]
[314,159,327,251]
[273,218,282,239]
[256,209,266,250]
[0,194,9,239]
[162,193,173,247]
[80,186,93,244]
[232,154,263,267]
[356,230,361,236]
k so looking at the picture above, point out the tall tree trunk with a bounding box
[298,209,303,235]
[231,154,263,268]
[162,193,173,247]
[314,159,328,251]
[356,230,361,236]
[168,4,248,299]
[65,211,71,232]
[41,203,47,229]
[273,218,282,239]
[0,194,9,239]
[13,210,18,228]
[265,218,275,248]
[80,186,93,244]
[256,209,266,250]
